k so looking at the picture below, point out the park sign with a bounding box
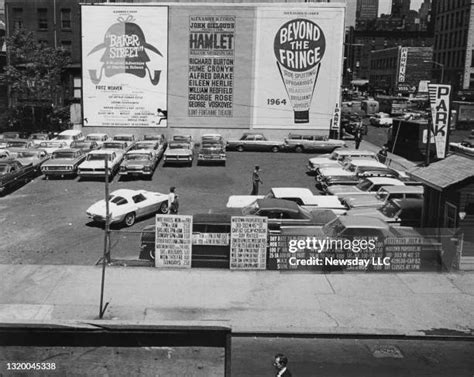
[428,84,451,159]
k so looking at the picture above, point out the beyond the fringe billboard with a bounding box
[81,4,344,130]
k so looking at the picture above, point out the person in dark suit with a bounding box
[273,354,292,377]
[251,165,263,195]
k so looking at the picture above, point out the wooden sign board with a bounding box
[230,216,267,270]
[155,215,193,268]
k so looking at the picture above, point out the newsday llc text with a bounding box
[287,237,391,267]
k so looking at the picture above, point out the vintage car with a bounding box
[0,159,36,194]
[227,187,346,214]
[163,141,194,166]
[315,167,355,183]
[0,131,21,140]
[129,140,165,160]
[369,112,393,127]
[326,177,406,197]
[197,141,226,165]
[143,133,166,142]
[77,150,123,180]
[37,140,68,155]
[283,134,346,153]
[28,132,51,146]
[70,140,100,152]
[342,159,387,173]
[41,148,87,178]
[307,149,378,174]
[319,174,361,193]
[101,140,130,152]
[342,185,424,209]
[450,139,474,156]
[113,134,136,146]
[201,134,226,148]
[11,148,49,173]
[3,138,35,149]
[86,189,169,227]
[119,150,160,178]
[52,130,85,147]
[85,133,109,147]
[345,198,423,227]
[226,133,284,152]
[213,198,338,231]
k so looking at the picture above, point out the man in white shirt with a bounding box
[167,186,178,214]
[273,354,292,377]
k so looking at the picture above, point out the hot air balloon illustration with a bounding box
[88,16,163,85]
[274,19,326,123]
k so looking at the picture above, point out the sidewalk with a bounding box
[0,264,473,337]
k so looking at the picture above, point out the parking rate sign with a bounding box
[428,84,451,159]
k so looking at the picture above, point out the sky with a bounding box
[378,0,425,16]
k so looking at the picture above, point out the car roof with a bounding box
[364,177,404,185]
[348,160,386,167]
[271,187,313,197]
[114,134,134,137]
[59,130,82,135]
[335,149,375,156]
[337,215,390,229]
[89,150,114,154]
[86,133,108,137]
[256,198,300,213]
[125,149,153,155]
[379,185,423,194]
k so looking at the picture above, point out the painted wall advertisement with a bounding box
[188,15,235,117]
[81,5,168,127]
[252,7,344,129]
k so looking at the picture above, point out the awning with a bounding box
[351,79,369,86]
[408,154,474,190]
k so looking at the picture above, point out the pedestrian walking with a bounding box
[273,354,292,377]
[378,145,388,163]
[251,166,263,195]
[167,186,179,214]
[354,126,363,150]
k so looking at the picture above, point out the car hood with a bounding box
[308,156,332,164]
[122,160,153,167]
[79,160,109,168]
[342,194,382,208]
[165,149,192,156]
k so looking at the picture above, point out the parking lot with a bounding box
[0,150,322,265]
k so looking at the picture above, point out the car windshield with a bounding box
[56,135,73,140]
[376,191,389,201]
[53,152,75,159]
[40,142,62,148]
[87,153,111,161]
[0,165,8,174]
[356,180,373,191]
[322,218,346,237]
[202,136,220,142]
[103,142,122,149]
[202,143,220,149]
[125,154,150,161]
[114,136,132,141]
[169,143,189,149]
[31,134,47,140]
[144,135,160,140]
[17,151,38,158]
[379,202,400,218]
[173,136,190,142]
[86,136,102,141]
[109,195,127,206]
[242,201,259,216]
[134,143,154,150]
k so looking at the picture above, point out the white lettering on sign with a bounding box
[398,48,408,83]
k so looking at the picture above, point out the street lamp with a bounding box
[424,60,444,83]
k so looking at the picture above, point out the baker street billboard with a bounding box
[81,5,168,128]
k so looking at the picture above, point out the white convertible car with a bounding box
[86,189,169,227]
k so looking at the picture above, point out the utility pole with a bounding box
[99,156,110,319]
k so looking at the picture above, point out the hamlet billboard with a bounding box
[252,6,345,129]
[81,5,168,128]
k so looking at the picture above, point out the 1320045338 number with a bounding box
[6,362,57,370]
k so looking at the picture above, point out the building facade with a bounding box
[356,0,378,21]
[433,0,474,92]
[369,46,433,93]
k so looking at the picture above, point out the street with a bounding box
[1,338,473,376]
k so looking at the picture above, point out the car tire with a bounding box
[149,248,155,260]
[271,146,279,153]
[124,212,136,227]
[159,201,169,214]
[295,145,304,153]
[236,145,244,152]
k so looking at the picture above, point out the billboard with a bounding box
[81,5,168,128]
[252,6,344,129]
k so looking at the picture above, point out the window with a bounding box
[61,9,71,30]
[73,77,81,99]
[132,194,146,204]
[13,8,23,30]
[38,8,48,30]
